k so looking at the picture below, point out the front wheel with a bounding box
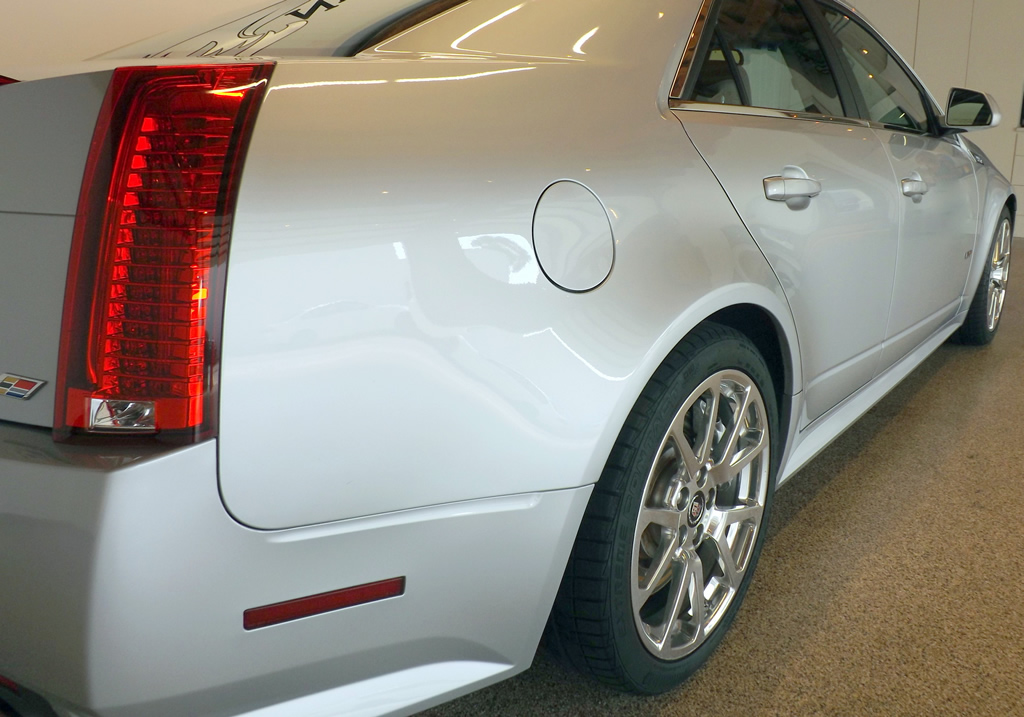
[549,323,777,694]
[955,207,1012,345]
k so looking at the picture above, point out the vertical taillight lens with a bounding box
[56,63,273,442]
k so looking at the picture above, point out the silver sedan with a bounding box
[0,0,1012,715]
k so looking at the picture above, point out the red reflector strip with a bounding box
[243,577,406,631]
[0,673,20,694]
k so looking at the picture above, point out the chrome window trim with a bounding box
[829,0,858,13]
[862,119,931,137]
[669,0,717,100]
[668,99,871,129]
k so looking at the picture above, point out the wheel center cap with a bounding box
[687,493,706,527]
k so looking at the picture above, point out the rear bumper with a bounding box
[0,421,590,716]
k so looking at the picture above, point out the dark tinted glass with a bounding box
[691,0,844,117]
[820,5,929,131]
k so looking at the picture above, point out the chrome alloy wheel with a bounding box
[986,217,1012,331]
[631,369,770,660]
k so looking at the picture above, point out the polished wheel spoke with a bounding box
[676,434,703,485]
[636,538,677,600]
[706,503,761,590]
[639,505,685,532]
[711,425,767,487]
[688,568,707,648]
[998,219,1012,264]
[731,426,768,471]
[696,387,721,465]
[988,288,1004,328]
[665,410,702,481]
[654,561,689,647]
[718,383,753,465]
[715,537,742,590]
[986,219,1012,331]
[709,381,767,487]
[651,549,703,652]
[709,502,763,536]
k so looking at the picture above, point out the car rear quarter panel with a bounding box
[0,420,593,717]
[217,1,798,530]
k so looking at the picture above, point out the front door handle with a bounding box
[901,172,928,200]
[764,166,821,209]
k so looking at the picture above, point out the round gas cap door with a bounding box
[532,180,614,292]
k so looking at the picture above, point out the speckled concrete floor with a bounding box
[420,281,1024,717]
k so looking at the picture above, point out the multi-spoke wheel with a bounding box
[549,323,777,694]
[956,207,1012,345]
[632,368,769,660]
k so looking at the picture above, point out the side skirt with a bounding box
[777,311,965,487]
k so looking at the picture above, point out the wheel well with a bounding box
[1006,195,1017,228]
[705,304,792,438]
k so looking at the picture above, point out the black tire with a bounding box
[548,323,778,694]
[955,207,1012,345]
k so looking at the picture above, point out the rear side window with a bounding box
[690,0,844,117]
[819,5,930,132]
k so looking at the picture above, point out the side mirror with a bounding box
[945,88,1001,131]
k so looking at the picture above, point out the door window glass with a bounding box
[820,6,929,132]
[690,0,844,117]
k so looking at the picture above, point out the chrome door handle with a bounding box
[764,176,822,200]
[902,172,928,199]
[764,166,821,209]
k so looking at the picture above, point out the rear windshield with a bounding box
[105,0,470,60]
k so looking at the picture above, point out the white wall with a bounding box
[852,0,1024,235]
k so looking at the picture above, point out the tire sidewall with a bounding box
[959,207,1012,345]
[605,329,779,694]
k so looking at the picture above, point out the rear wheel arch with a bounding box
[706,303,794,446]
[546,303,797,690]
[548,320,780,691]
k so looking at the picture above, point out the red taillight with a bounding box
[0,75,17,85]
[56,64,273,442]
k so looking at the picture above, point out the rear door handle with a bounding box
[901,172,928,199]
[764,166,821,209]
